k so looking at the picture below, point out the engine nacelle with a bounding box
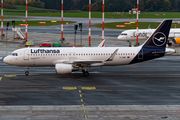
[55,64,73,74]
[172,38,180,44]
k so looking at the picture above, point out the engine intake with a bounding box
[55,64,73,74]
[172,38,180,44]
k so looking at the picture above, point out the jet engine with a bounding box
[55,64,73,74]
[172,38,180,44]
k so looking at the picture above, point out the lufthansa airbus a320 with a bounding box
[3,20,175,77]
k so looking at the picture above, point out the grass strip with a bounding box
[3,21,75,26]
[93,22,180,30]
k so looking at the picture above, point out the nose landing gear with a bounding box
[82,69,89,77]
[25,66,29,76]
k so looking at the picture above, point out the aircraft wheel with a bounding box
[82,69,85,73]
[83,71,89,77]
[25,71,29,76]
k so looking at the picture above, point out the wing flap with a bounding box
[63,60,105,64]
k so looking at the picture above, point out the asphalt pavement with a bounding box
[1,16,180,120]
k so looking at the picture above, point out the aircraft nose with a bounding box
[3,56,10,64]
[117,35,121,39]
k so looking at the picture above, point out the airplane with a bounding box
[3,20,176,77]
[117,27,180,46]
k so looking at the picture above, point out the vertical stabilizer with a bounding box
[142,20,172,48]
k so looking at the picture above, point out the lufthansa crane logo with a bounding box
[152,32,166,46]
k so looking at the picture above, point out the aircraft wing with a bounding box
[53,49,118,67]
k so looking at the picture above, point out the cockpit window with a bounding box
[11,53,18,56]
[121,33,127,36]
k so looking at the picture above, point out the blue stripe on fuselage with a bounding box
[129,46,165,64]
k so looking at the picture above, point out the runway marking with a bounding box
[4,75,17,77]
[78,88,87,119]
[63,87,77,90]
[85,115,87,119]
[81,87,96,90]
[0,112,180,116]
[0,77,2,81]
[0,85,180,88]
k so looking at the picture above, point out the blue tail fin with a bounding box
[130,20,172,64]
[142,19,172,48]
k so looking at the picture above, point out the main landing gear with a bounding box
[82,69,89,77]
[128,41,132,47]
[25,66,29,76]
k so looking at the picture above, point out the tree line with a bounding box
[41,0,180,12]
[1,0,180,12]
[2,0,45,9]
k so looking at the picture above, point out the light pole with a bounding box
[79,23,82,46]
[102,0,105,47]
[136,0,139,46]
[89,0,91,47]
[12,20,15,40]
[1,0,3,39]
[25,0,28,43]
[74,25,78,46]
[61,0,64,43]
[6,22,9,48]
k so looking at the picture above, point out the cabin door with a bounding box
[138,49,143,59]
[24,50,29,60]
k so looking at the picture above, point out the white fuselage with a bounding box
[4,47,141,67]
[117,28,180,41]
[3,19,176,76]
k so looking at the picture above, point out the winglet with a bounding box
[106,49,119,61]
[98,39,105,47]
